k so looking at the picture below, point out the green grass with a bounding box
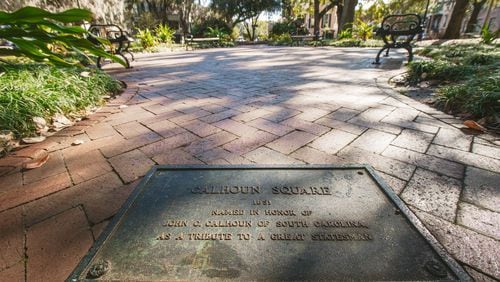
[0,64,123,137]
[408,44,500,120]
[323,39,384,48]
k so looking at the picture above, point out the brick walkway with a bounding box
[0,46,499,281]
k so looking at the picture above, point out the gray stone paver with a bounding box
[309,129,358,154]
[382,145,465,179]
[390,129,434,153]
[463,167,500,212]
[472,142,500,160]
[401,168,462,222]
[457,202,500,240]
[350,129,396,154]
[0,46,499,279]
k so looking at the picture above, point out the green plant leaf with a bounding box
[0,6,92,25]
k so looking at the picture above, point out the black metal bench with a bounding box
[373,14,422,64]
[88,24,134,68]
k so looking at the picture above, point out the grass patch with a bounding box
[0,64,123,137]
[324,39,384,48]
[407,44,500,122]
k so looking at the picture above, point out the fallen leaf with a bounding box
[52,113,73,130]
[22,136,46,144]
[80,71,91,77]
[0,130,15,142]
[119,105,128,109]
[72,139,84,145]
[23,152,49,169]
[464,120,487,133]
[33,117,47,129]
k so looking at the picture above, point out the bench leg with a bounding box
[118,53,130,68]
[125,51,135,62]
[385,48,390,57]
[373,46,388,65]
[406,45,414,63]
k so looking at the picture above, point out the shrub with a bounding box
[204,27,225,38]
[136,28,157,49]
[268,34,292,46]
[329,39,361,47]
[436,74,500,118]
[463,52,500,65]
[337,28,353,40]
[480,23,500,44]
[408,44,499,122]
[271,22,294,35]
[155,24,175,45]
[0,64,122,137]
[407,60,476,83]
[191,17,231,37]
[354,20,373,41]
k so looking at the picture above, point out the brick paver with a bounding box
[266,130,317,154]
[0,207,23,270]
[0,46,499,280]
[109,149,155,183]
[26,206,93,281]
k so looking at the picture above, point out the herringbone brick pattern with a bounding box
[0,47,499,281]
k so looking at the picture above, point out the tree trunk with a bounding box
[466,0,487,33]
[313,0,320,36]
[443,0,470,39]
[337,1,343,33]
[339,0,358,32]
[244,16,259,41]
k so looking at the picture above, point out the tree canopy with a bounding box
[210,0,281,28]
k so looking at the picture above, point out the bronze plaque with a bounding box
[69,165,470,281]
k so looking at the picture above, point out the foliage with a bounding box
[134,11,160,30]
[480,23,500,44]
[136,28,157,49]
[0,6,124,67]
[155,24,175,44]
[326,38,383,47]
[408,44,500,120]
[0,64,122,137]
[436,74,499,118]
[191,17,231,37]
[356,0,388,24]
[210,0,280,28]
[353,19,373,41]
[189,27,233,48]
[204,27,225,38]
[337,28,353,40]
[271,22,295,36]
[407,60,476,83]
[268,34,292,46]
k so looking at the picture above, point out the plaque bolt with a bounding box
[425,261,447,278]
[87,260,111,279]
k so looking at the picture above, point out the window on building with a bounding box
[431,15,442,31]
[322,14,330,28]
